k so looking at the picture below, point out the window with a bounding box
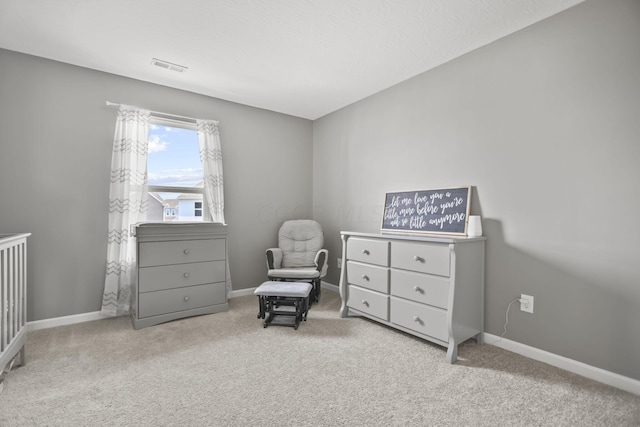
[147,119,204,222]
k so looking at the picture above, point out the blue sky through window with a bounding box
[147,124,203,187]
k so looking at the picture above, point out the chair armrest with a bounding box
[266,248,283,269]
[314,249,329,278]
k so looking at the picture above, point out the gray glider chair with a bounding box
[266,219,328,303]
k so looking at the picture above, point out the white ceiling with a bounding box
[0,0,584,120]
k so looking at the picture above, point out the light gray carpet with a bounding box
[1,290,639,426]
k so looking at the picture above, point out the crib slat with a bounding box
[1,247,6,352]
[8,246,15,342]
[18,242,25,330]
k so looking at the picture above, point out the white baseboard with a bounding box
[321,281,339,293]
[228,288,256,298]
[485,333,640,396]
[27,311,108,332]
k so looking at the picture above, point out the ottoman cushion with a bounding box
[254,281,312,298]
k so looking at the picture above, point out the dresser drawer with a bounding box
[390,269,450,309]
[139,238,225,267]
[139,260,225,293]
[390,297,448,342]
[347,238,389,266]
[347,261,389,293]
[347,285,389,321]
[138,282,226,318]
[390,241,450,277]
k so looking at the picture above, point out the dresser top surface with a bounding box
[136,221,225,228]
[341,230,485,244]
[135,222,227,240]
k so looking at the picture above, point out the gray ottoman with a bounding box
[254,281,313,330]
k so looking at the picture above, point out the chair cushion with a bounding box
[254,281,313,298]
[279,220,324,268]
[268,267,320,279]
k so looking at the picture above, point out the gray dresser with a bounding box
[131,222,228,329]
[339,231,485,363]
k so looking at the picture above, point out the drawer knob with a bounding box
[413,315,420,322]
[361,299,369,307]
[413,286,422,292]
[183,272,190,278]
[184,296,190,302]
[362,274,369,281]
[362,249,370,255]
[414,255,424,262]
[183,249,190,255]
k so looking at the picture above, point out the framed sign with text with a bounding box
[381,187,471,235]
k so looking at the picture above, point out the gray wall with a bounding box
[0,48,313,321]
[313,0,640,380]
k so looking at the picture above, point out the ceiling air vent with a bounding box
[151,58,188,73]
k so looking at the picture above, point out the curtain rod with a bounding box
[105,101,217,124]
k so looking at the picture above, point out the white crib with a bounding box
[0,233,30,389]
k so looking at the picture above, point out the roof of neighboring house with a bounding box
[177,193,203,200]
[148,192,165,206]
[164,199,179,208]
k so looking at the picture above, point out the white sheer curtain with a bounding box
[101,105,150,316]
[196,119,232,294]
[196,120,225,223]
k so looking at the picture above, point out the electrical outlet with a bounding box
[337,258,342,269]
[520,294,534,313]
